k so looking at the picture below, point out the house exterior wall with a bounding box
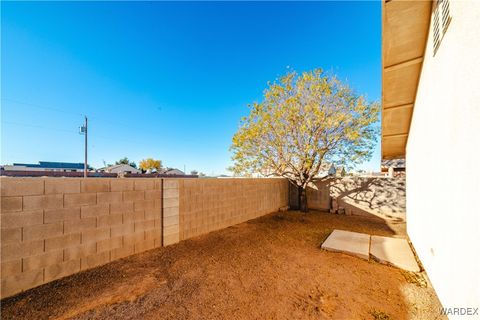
[406,0,480,314]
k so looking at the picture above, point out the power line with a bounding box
[2,120,141,144]
[2,97,161,135]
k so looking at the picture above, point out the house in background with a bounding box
[3,161,89,172]
[381,158,405,176]
[382,0,479,314]
[99,164,141,174]
[160,168,185,176]
[335,166,346,177]
[316,162,336,178]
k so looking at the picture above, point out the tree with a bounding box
[139,158,162,172]
[230,69,379,212]
[115,157,137,169]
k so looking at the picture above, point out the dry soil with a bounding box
[0,210,446,320]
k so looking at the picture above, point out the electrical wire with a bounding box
[1,97,161,135]
[1,120,141,144]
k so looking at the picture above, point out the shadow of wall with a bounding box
[304,177,406,222]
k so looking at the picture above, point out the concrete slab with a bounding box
[370,236,420,272]
[321,230,370,260]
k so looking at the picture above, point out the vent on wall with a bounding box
[433,0,452,55]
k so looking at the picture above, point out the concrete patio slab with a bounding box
[370,236,420,272]
[321,229,370,260]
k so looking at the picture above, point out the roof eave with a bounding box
[381,0,432,160]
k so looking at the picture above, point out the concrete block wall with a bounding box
[306,180,331,211]
[178,178,288,240]
[303,177,406,220]
[162,179,179,246]
[0,177,162,298]
[0,177,286,298]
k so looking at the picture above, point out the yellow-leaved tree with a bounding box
[230,69,379,212]
[139,158,162,172]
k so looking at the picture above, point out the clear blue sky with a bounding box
[1,1,381,175]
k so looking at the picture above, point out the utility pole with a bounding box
[80,116,88,178]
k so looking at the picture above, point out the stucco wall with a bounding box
[406,0,480,313]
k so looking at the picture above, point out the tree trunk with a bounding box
[298,185,308,212]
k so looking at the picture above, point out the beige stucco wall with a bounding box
[406,0,480,314]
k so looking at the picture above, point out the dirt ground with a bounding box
[1,210,445,320]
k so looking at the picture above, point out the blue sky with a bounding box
[1,1,381,175]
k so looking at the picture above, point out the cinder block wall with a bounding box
[303,177,406,219]
[306,180,331,211]
[0,177,286,298]
[0,177,163,298]
[162,179,180,245]
[178,178,288,240]
[288,180,331,211]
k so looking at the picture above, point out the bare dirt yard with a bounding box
[1,210,445,320]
